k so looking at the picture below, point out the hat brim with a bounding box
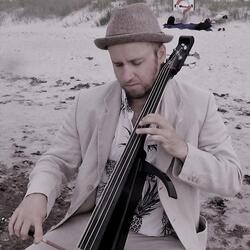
[94,32,173,50]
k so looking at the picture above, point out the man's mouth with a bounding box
[125,83,140,87]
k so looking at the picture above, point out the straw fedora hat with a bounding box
[94,3,173,50]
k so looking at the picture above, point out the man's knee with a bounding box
[25,241,54,250]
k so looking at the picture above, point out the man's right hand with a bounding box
[8,193,47,243]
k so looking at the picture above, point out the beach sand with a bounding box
[0,16,250,249]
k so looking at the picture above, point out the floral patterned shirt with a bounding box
[96,90,176,237]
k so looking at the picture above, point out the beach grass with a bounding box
[0,0,250,24]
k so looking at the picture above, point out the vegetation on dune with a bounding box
[0,0,250,25]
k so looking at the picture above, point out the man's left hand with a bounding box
[136,113,188,162]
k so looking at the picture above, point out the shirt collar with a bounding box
[121,89,133,113]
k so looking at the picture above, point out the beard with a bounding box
[125,85,151,100]
[125,64,159,100]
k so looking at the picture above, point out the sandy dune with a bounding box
[0,17,249,249]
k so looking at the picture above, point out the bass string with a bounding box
[95,49,179,215]
[79,48,181,248]
[79,50,180,248]
[96,47,182,199]
[135,45,184,124]
[79,50,179,248]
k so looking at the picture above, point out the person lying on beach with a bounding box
[164,16,212,31]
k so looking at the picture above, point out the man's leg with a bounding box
[125,231,185,250]
[26,213,184,250]
[25,213,91,250]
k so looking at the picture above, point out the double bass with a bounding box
[77,36,194,250]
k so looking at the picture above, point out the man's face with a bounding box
[108,42,166,100]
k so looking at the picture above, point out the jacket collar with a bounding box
[97,82,122,177]
[96,80,183,176]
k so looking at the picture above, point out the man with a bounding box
[8,3,242,250]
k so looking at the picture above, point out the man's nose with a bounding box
[121,65,134,82]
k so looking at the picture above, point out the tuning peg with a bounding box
[180,43,188,50]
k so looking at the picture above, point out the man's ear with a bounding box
[157,45,166,64]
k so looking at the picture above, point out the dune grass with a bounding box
[0,0,249,25]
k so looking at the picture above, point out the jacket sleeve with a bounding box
[25,94,82,215]
[173,93,243,196]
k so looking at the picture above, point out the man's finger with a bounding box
[139,114,169,128]
[136,126,169,138]
[136,127,160,135]
[33,219,43,244]
[20,220,31,240]
[8,212,18,236]
[13,215,24,237]
[147,134,165,144]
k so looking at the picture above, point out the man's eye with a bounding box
[114,63,123,67]
[132,61,142,66]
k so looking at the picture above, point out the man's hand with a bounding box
[136,113,188,162]
[8,193,47,243]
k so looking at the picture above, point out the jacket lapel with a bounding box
[159,182,201,250]
[157,81,203,249]
[97,82,121,178]
[156,80,183,173]
[96,79,185,185]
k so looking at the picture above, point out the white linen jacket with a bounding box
[26,79,242,250]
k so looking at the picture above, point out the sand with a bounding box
[0,15,249,249]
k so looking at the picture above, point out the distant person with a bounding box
[167,15,175,25]
[164,16,212,31]
[195,18,212,30]
[211,13,228,31]
[212,14,228,24]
